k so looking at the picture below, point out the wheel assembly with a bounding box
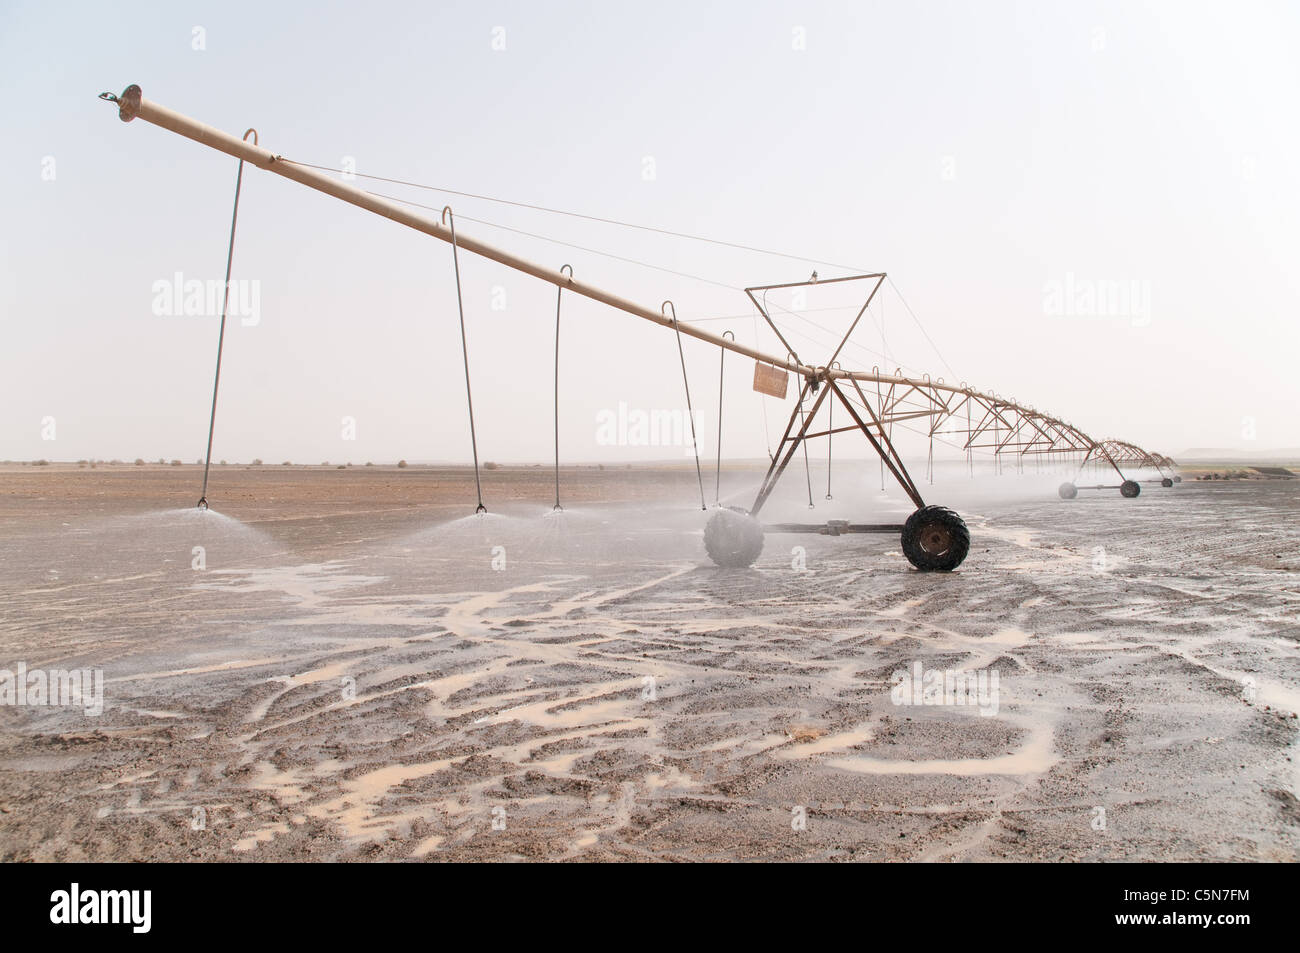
[1058,482,1078,500]
[901,505,970,572]
[1120,480,1141,498]
[704,507,765,568]
[1173,475,1182,483]
[1161,477,1173,488]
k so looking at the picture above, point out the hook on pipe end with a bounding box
[721,330,735,342]
[475,503,487,515]
[243,128,259,145]
[560,264,573,282]
[661,300,677,323]
[441,206,454,226]
[196,497,208,512]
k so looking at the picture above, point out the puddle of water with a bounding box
[110,656,286,683]
[412,834,444,857]
[776,722,878,759]
[826,720,1057,777]
[879,597,928,618]
[232,821,290,853]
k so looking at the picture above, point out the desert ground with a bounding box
[0,461,1297,861]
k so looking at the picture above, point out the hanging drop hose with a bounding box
[965,384,973,477]
[197,129,257,512]
[876,369,886,492]
[552,264,572,512]
[797,397,814,509]
[752,311,773,461]
[792,352,813,509]
[663,302,707,511]
[825,396,833,500]
[442,207,486,514]
[714,330,733,506]
[825,361,839,500]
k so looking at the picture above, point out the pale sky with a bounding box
[3,0,1298,465]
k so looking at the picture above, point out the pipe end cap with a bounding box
[117,84,142,122]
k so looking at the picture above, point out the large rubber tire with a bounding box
[901,505,970,572]
[1120,480,1141,498]
[1173,475,1182,483]
[1058,482,1078,500]
[1161,477,1174,488]
[704,508,764,568]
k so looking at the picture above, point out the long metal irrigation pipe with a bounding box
[98,84,1118,454]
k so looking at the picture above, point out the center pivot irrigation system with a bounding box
[100,84,1176,573]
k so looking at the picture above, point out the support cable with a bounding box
[280,158,863,274]
[280,158,964,389]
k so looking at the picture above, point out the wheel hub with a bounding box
[919,523,953,556]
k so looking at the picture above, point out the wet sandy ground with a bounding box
[1,465,1298,861]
